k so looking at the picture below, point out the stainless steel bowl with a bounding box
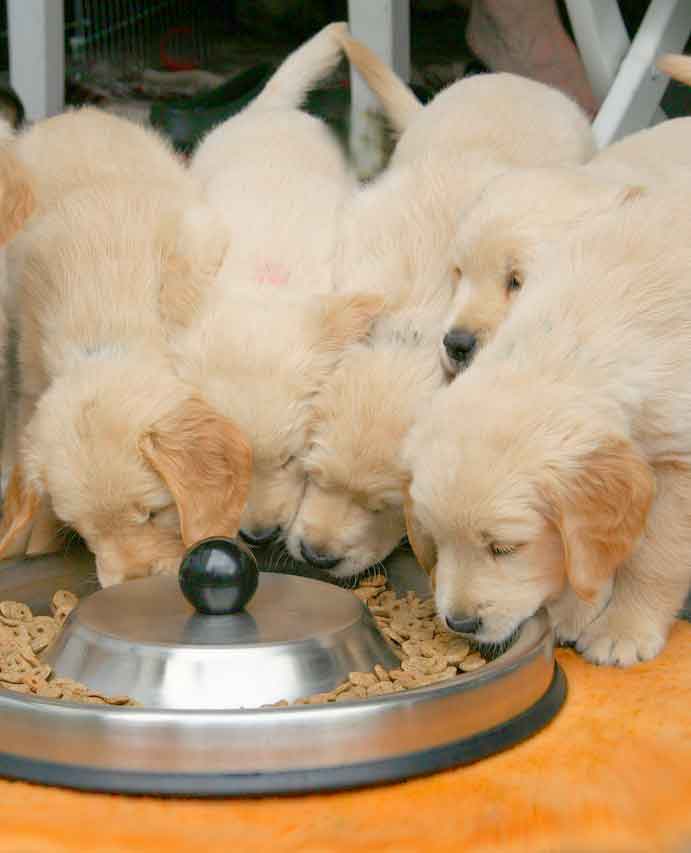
[43,571,399,709]
[0,548,566,796]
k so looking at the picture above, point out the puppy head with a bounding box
[287,335,444,577]
[175,289,383,547]
[1,355,251,587]
[441,170,645,376]
[403,372,654,642]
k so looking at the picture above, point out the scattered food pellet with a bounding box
[269,577,487,706]
[0,592,139,707]
[1,579,485,710]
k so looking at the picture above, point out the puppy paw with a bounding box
[548,588,608,645]
[575,609,666,666]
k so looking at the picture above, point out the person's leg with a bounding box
[463,0,598,117]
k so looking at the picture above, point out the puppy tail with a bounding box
[251,22,349,111]
[340,34,422,134]
[656,53,691,87]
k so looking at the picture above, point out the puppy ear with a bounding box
[403,483,437,582]
[0,147,34,245]
[316,292,385,350]
[544,437,655,601]
[140,397,252,547]
[0,464,43,558]
[159,205,230,329]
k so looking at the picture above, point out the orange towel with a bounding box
[1,621,689,853]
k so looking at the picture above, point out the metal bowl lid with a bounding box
[43,567,399,709]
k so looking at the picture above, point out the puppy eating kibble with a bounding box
[285,36,594,579]
[404,187,691,666]
[0,181,250,587]
[174,285,382,548]
[286,301,446,577]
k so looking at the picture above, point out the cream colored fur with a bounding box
[191,23,354,296]
[1,108,228,496]
[0,118,35,497]
[173,24,383,546]
[0,181,250,587]
[404,187,691,666]
[334,35,594,306]
[286,39,594,577]
[14,106,197,214]
[173,284,382,543]
[442,116,691,375]
[286,301,447,576]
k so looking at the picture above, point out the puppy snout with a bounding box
[240,526,281,546]
[443,328,477,366]
[446,614,483,635]
[300,540,341,570]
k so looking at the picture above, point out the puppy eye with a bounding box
[506,272,522,294]
[281,455,296,469]
[452,265,462,284]
[489,542,519,557]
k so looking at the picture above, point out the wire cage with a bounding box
[64,0,235,95]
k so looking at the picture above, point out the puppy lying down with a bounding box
[404,186,691,666]
[441,54,691,376]
[0,181,250,587]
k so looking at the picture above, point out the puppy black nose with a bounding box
[446,615,482,634]
[239,526,281,546]
[300,541,341,570]
[443,328,477,364]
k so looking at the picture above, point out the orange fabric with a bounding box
[1,621,689,853]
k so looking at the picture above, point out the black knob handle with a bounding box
[179,537,258,615]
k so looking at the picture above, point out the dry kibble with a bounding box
[366,681,395,696]
[0,601,32,625]
[0,578,486,711]
[373,664,390,682]
[0,592,138,707]
[51,590,78,615]
[458,653,486,672]
[1,681,30,693]
[349,671,378,688]
[279,576,486,706]
[354,587,380,602]
[445,639,471,664]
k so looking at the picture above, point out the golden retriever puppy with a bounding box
[14,106,197,214]
[440,53,691,376]
[191,22,353,296]
[173,283,382,547]
[0,181,251,586]
[333,35,594,306]
[1,107,227,498]
[282,38,593,577]
[404,187,691,666]
[286,299,447,576]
